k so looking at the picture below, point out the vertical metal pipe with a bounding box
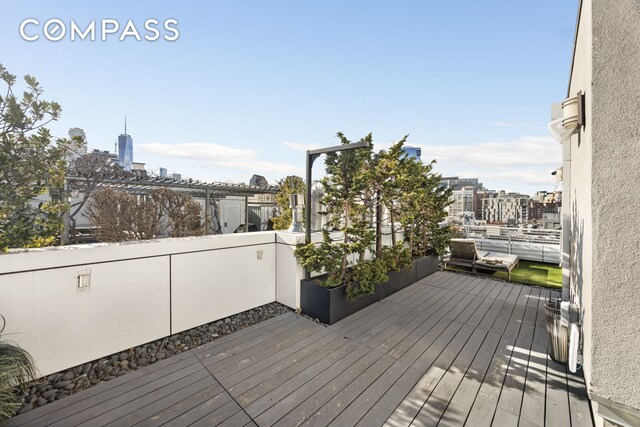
[375,191,382,257]
[204,188,211,235]
[305,152,312,279]
[305,153,312,245]
[561,139,571,300]
[244,196,249,232]
[61,179,70,245]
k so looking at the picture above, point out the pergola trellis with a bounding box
[63,174,279,242]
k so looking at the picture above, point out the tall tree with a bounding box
[322,133,374,285]
[0,64,79,251]
[399,156,452,257]
[369,136,409,250]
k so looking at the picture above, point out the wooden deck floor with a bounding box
[8,271,592,427]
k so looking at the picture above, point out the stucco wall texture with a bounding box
[571,0,640,414]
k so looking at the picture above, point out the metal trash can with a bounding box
[545,298,568,363]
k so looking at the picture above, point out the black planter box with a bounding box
[300,278,383,325]
[301,254,439,324]
[415,254,440,281]
[381,267,416,298]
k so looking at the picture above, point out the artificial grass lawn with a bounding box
[446,260,562,289]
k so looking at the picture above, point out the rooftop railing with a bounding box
[460,225,561,244]
[459,225,561,264]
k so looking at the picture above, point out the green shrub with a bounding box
[294,132,452,301]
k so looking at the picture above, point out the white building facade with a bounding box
[482,191,529,225]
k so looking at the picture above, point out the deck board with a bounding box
[8,272,592,427]
[226,330,345,397]
[518,289,550,426]
[274,353,395,427]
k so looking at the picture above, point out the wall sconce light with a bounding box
[562,91,585,130]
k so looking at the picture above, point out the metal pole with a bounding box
[204,188,211,235]
[305,152,314,280]
[244,196,249,232]
[305,153,313,245]
[61,178,70,245]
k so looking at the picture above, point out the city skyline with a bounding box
[0,0,578,193]
[75,122,561,197]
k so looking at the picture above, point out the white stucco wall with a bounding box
[569,0,640,421]
[590,0,640,414]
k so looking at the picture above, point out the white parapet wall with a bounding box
[0,228,404,378]
[275,232,305,309]
[0,254,170,380]
[0,232,284,378]
[170,233,277,334]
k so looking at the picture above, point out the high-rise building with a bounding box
[68,127,88,156]
[528,200,560,222]
[159,167,168,178]
[402,146,422,160]
[474,189,497,220]
[482,191,530,225]
[439,176,484,191]
[118,117,133,171]
[448,186,476,221]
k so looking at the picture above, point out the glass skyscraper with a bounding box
[402,145,422,160]
[118,118,133,171]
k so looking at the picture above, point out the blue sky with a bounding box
[1,1,578,194]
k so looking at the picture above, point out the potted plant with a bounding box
[295,133,451,324]
[0,315,36,421]
[370,137,452,289]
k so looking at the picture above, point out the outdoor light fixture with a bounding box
[304,140,370,279]
[551,166,563,183]
[562,91,585,130]
[288,193,305,233]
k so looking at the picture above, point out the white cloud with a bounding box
[137,136,559,192]
[492,121,543,129]
[139,142,254,160]
[461,170,555,186]
[282,141,320,151]
[418,136,559,168]
[138,142,303,176]
[416,136,561,192]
